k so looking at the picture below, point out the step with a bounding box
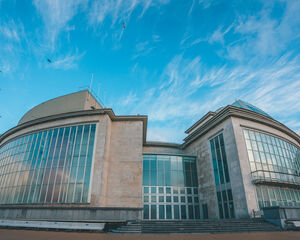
[109,219,281,234]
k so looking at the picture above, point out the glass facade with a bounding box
[0,123,96,204]
[143,154,200,220]
[243,128,300,209]
[256,185,300,208]
[243,129,300,185]
[210,133,235,219]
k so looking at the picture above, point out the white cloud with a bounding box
[0,20,26,74]
[118,91,138,106]
[48,51,85,70]
[88,0,169,26]
[226,1,300,62]
[33,0,87,50]
[115,52,300,142]
[0,20,21,41]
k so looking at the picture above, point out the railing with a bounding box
[251,170,300,188]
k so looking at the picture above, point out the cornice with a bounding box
[182,105,300,148]
[185,111,215,134]
[143,141,181,149]
[0,109,148,145]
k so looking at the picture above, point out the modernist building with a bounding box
[0,90,299,222]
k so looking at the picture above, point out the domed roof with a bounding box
[231,100,271,118]
[18,90,102,125]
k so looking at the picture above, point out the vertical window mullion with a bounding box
[80,125,91,203]
[65,126,78,203]
[51,128,66,203]
[58,127,71,203]
[21,133,39,203]
[26,132,44,203]
[38,130,54,203]
[44,129,60,203]
[32,131,49,203]
[72,126,84,203]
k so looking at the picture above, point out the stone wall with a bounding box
[183,118,249,219]
[0,206,142,221]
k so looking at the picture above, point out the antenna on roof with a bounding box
[97,83,100,100]
[89,72,94,93]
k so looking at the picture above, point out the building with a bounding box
[0,90,299,222]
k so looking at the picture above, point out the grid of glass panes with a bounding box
[243,129,300,184]
[256,185,300,209]
[210,133,235,219]
[143,155,200,220]
[0,124,96,204]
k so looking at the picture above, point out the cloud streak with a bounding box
[48,51,85,70]
[116,52,300,142]
[33,0,87,50]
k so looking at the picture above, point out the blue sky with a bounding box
[0,0,300,143]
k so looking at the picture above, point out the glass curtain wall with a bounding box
[0,123,96,204]
[143,154,200,220]
[243,129,300,184]
[256,185,300,208]
[243,128,300,209]
[210,133,235,219]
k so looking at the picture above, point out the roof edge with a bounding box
[144,141,181,148]
[0,109,148,145]
[185,111,215,134]
[182,105,300,148]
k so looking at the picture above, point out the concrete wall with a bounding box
[0,206,142,221]
[19,90,102,125]
[100,121,144,208]
[183,118,249,219]
[143,145,183,155]
[231,117,300,214]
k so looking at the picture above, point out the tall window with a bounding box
[143,155,200,220]
[210,133,235,219]
[0,123,96,204]
[243,129,300,209]
[256,185,300,208]
[243,129,300,183]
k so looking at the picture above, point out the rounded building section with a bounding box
[0,91,147,222]
[0,123,96,205]
[239,121,300,209]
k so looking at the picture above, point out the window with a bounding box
[0,124,96,204]
[142,154,200,220]
[243,129,300,208]
[210,133,235,219]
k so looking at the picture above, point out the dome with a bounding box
[231,99,271,118]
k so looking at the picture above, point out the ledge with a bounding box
[0,109,148,145]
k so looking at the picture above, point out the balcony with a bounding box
[251,170,300,188]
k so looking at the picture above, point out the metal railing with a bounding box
[251,170,300,187]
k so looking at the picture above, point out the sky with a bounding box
[0,0,300,143]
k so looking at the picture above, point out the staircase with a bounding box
[110,221,142,234]
[110,219,281,234]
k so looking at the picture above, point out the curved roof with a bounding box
[18,90,102,125]
[232,100,271,118]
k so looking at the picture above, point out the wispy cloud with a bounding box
[226,1,300,62]
[48,51,85,70]
[33,0,87,50]
[89,0,168,26]
[0,20,26,74]
[118,91,138,106]
[115,52,300,142]
[0,20,21,42]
